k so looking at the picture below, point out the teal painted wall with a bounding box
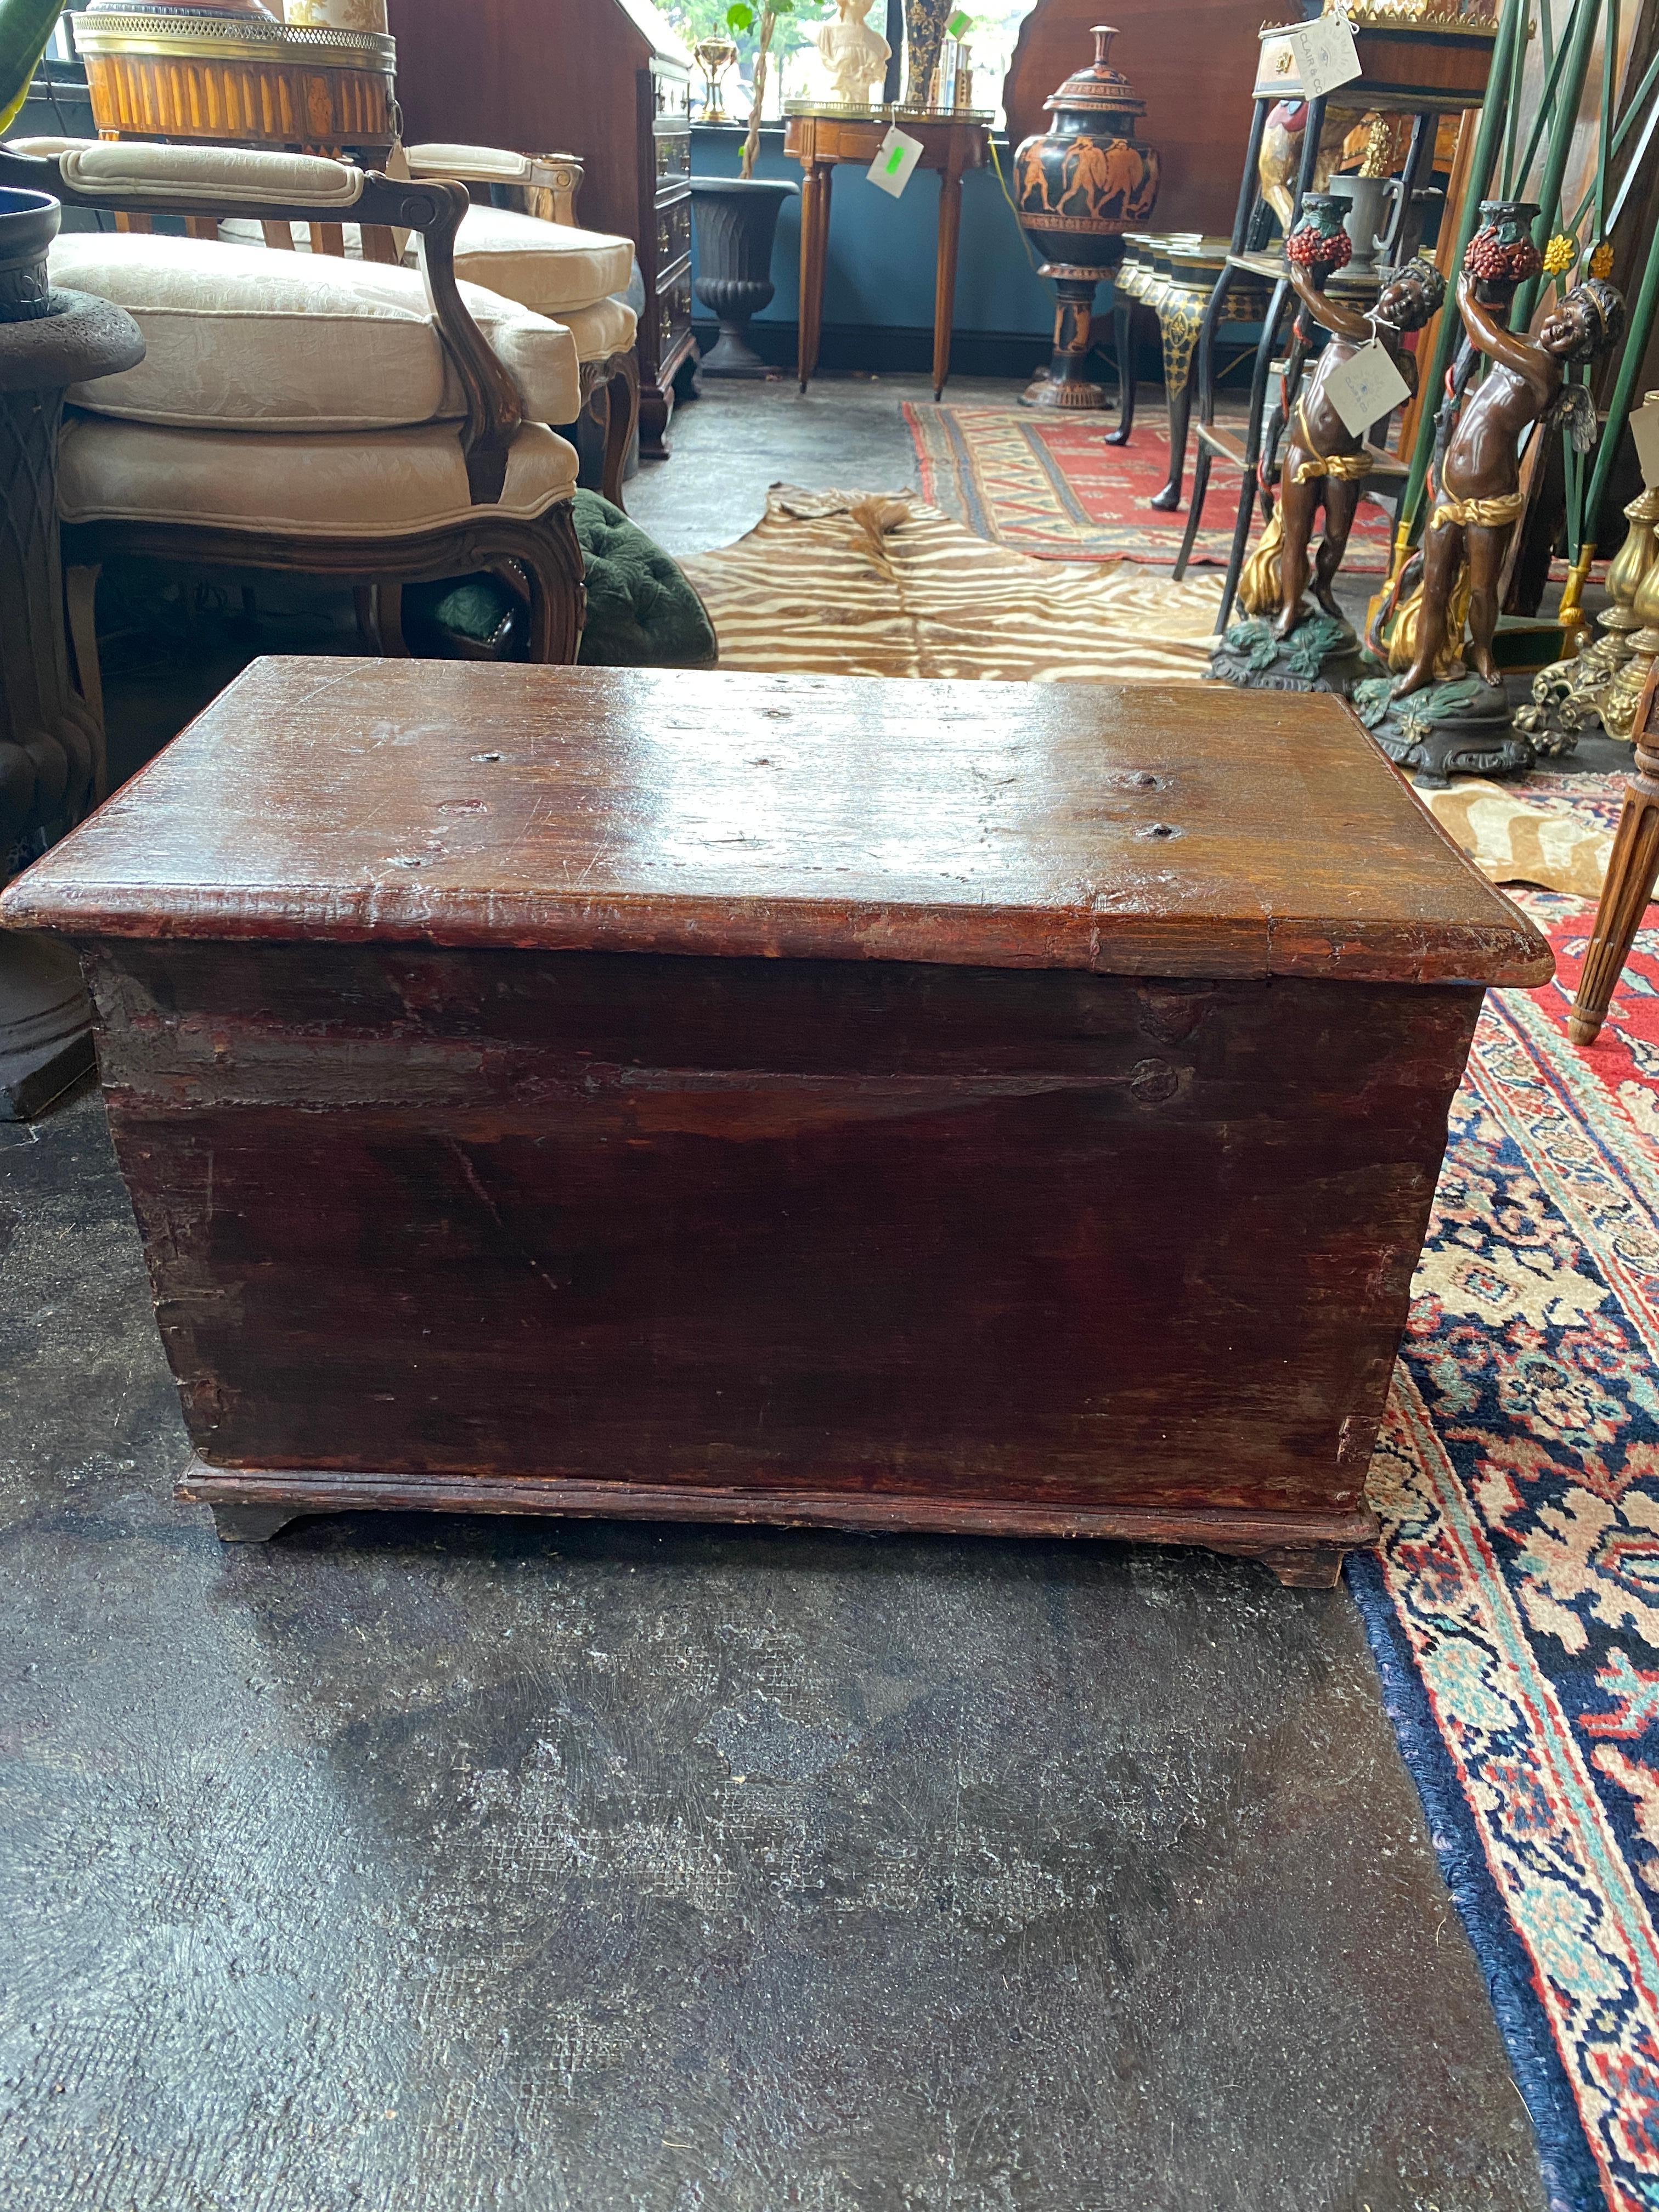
[690,125,1060,338]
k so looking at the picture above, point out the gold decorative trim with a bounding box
[1260,5,1498,31]
[889,103,994,121]
[1338,3,1499,30]
[72,13,396,67]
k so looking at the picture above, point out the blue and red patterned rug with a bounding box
[1356,768,1659,2211]
[904,400,1397,568]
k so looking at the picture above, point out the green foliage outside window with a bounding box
[665,0,803,176]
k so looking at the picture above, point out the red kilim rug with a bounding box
[1347,764,1659,2210]
[904,398,1397,569]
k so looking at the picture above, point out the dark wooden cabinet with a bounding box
[386,0,695,458]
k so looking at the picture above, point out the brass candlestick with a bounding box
[1604,515,1659,740]
[1516,487,1659,749]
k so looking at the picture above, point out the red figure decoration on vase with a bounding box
[1013,25,1159,412]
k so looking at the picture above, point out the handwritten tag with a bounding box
[867,125,924,199]
[1633,399,1659,489]
[1286,12,1362,99]
[1320,341,1411,441]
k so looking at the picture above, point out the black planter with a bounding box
[0,188,145,1115]
[0,185,59,322]
[689,178,797,377]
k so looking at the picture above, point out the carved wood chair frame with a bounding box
[0,145,586,704]
[402,144,641,511]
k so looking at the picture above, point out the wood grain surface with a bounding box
[387,0,653,253]
[1,658,1551,988]
[10,659,1535,1580]
[0,1076,1551,2209]
[177,1457,1377,1576]
[83,935,1479,1579]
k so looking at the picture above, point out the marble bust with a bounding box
[817,0,890,107]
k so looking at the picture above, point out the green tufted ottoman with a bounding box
[409,490,717,668]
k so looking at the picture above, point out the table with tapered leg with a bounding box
[1570,663,1659,1046]
[783,111,989,399]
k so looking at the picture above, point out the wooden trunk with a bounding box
[384,0,693,459]
[0,662,1551,1586]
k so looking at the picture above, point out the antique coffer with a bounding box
[1,660,1550,1584]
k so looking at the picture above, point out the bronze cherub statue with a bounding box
[1396,270,1624,693]
[1268,255,1444,642]
[1214,198,1441,696]
[1354,267,1627,780]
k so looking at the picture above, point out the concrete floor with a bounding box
[0,373,1552,2211]
[627,369,936,555]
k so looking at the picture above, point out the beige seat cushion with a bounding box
[48,233,580,431]
[452,205,632,315]
[213,224,635,371]
[59,416,580,538]
[559,295,637,365]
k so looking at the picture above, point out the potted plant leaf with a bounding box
[688,0,799,377]
[0,6,146,1113]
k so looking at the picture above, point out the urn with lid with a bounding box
[1013,24,1159,411]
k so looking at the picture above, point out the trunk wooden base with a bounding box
[179,1458,1377,1588]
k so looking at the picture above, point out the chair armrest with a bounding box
[526,156,583,227]
[405,143,584,223]
[3,136,97,159]
[405,143,535,185]
[52,142,368,210]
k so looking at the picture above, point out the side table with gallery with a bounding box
[782,105,990,400]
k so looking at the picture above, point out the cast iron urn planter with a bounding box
[689,177,798,377]
[0,185,144,1116]
[1013,23,1159,410]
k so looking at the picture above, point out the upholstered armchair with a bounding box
[403,144,639,509]
[0,138,588,726]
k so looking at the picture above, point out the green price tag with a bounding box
[885,144,906,174]
[946,9,970,35]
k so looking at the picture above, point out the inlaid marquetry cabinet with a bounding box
[386,0,694,456]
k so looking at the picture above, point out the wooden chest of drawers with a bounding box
[386,0,695,457]
[1,662,1550,1584]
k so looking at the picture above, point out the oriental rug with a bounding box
[904,400,1398,569]
[1352,832,1659,2212]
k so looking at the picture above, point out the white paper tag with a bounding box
[1633,400,1659,489]
[1320,341,1411,441]
[1286,12,1362,99]
[867,126,924,199]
